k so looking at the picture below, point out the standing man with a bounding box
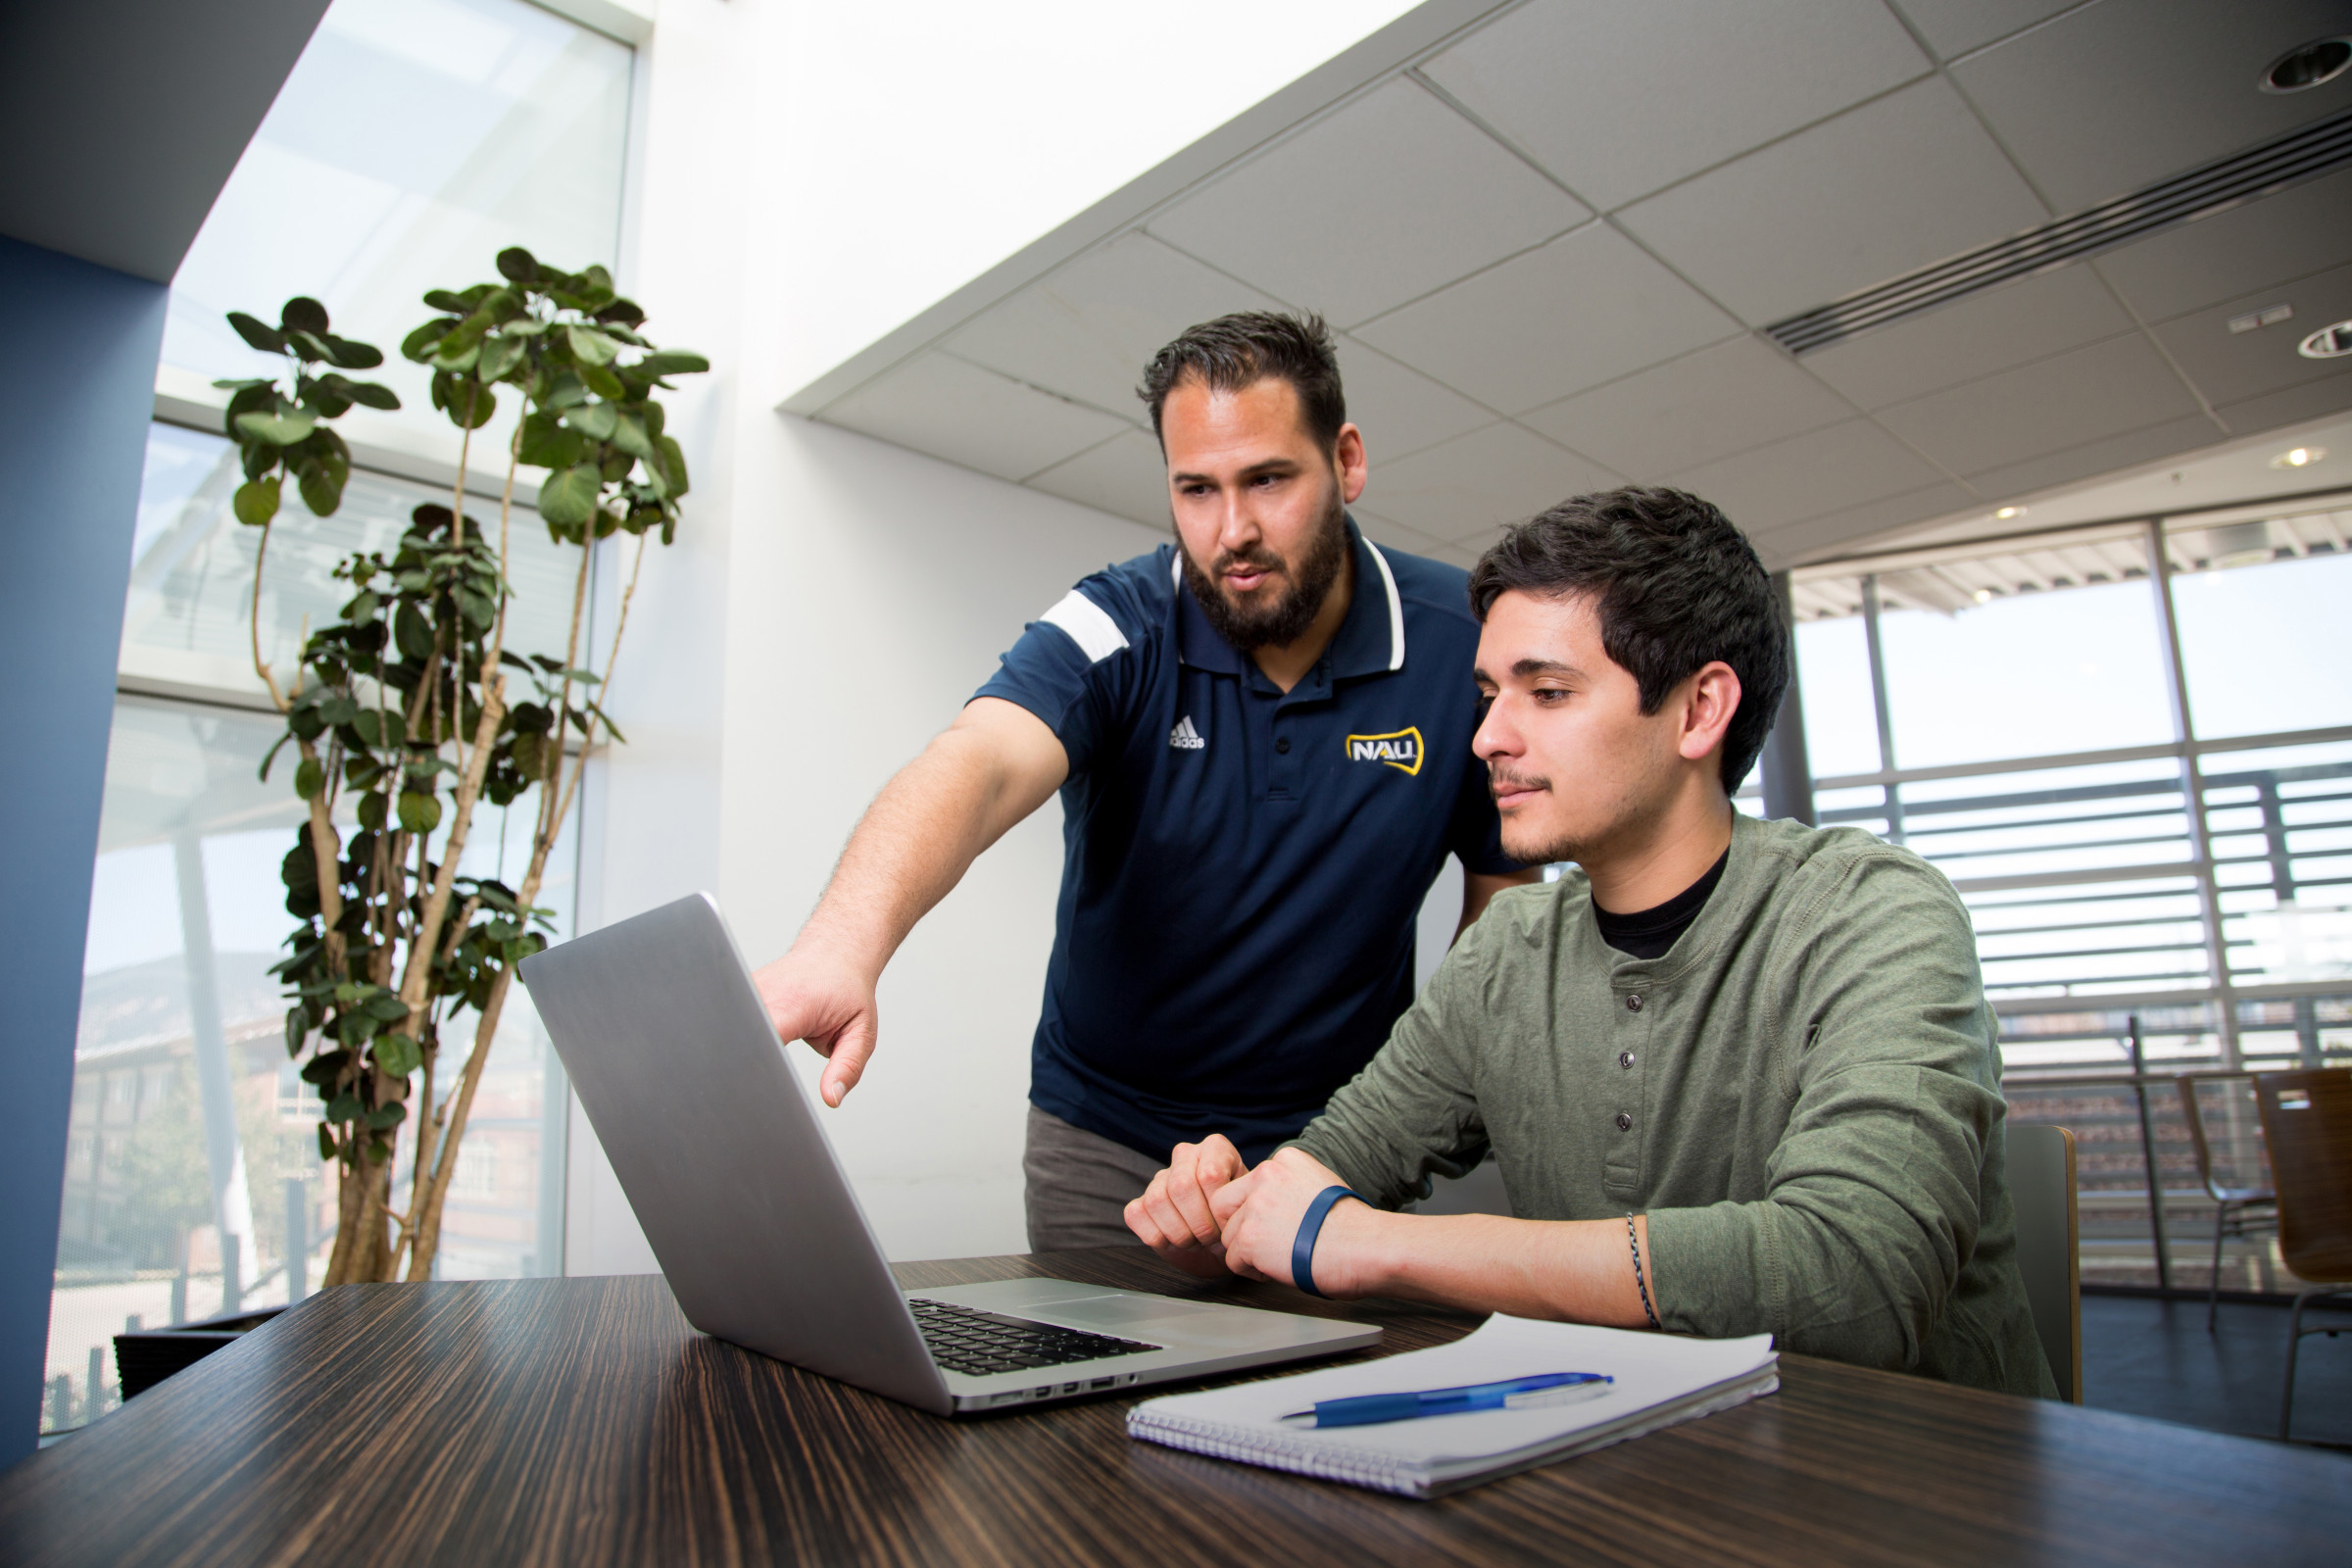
[757,312,1533,1249]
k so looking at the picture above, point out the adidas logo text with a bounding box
[1168,715,1205,750]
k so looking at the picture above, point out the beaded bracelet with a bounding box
[1627,1213,1661,1330]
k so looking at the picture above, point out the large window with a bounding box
[45,0,632,1440]
[1789,503,2352,1291]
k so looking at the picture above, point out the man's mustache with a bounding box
[1211,546,1288,580]
[1489,768,1549,797]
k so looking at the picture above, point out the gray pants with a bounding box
[1022,1107,1167,1252]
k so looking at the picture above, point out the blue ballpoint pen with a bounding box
[1278,1372,1613,1429]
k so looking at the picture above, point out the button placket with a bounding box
[1604,981,1653,1197]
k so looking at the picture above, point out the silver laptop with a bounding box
[518,892,1379,1416]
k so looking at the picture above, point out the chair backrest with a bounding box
[2176,1075,2226,1200]
[2252,1069,2352,1285]
[2008,1123,2082,1403]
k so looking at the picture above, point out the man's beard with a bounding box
[1177,491,1349,652]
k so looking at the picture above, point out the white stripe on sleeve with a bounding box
[1039,590,1129,663]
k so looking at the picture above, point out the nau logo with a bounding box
[1345,727,1423,775]
[1168,715,1205,751]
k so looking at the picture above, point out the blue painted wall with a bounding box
[0,235,167,1469]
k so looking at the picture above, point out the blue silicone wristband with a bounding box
[1291,1184,1367,1298]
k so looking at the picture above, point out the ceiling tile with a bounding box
[1419,0,1928,211]
[1147,78,1587,329]
[1800,262,2139,410]
[1951,0,2352,213]
[821,353,1130,483]
[1519,335,1854,478]
[1617,77,2050,325]
[1658,418,1949,532]
[1960,413,2223,504]
[1363,423,1624,543]
[1872,333,2204,475]
[1026,429,1170,527]
[1747,481,1979,568]
[1354,223,1742,414]
[1351,508,1475,566]
[943,232,1285,418]
[2096,167,2352,323]
[1334,334,1498,462]
[1887,0,2079,62]
[2149,260,2352,407]
[2210,374,2352,441]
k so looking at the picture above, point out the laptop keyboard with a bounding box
[909,1297,1162,1377]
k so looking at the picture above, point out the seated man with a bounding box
[1125,486,2054,1397]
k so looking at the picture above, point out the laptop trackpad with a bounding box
[1024,1294,1271,1344]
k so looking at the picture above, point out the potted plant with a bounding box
[221,251,707,1285]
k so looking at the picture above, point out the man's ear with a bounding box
[1678,661,1742,764]
[1335,423,1368,505]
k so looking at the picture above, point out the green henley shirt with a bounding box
[1294,811,2057,1398]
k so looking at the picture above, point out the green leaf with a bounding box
[516,411,589,469]
[227,312,286,353]
[477,332,527,382]
[656,434,691,499]
[280,296,330,334]
[373,1033,423,1078]
[322,334,385,369]
[318,1124,336,1161]
[579,360,624,400]
[496,246,541,281]
[235,408,318,446]
[342,377,401,410]
[232,478,281,527]
[363,992,412,1023]
[563,402,618,441]
[421,288,472,315]
[287,328,338,364]
[398,791,442,835]
[358,790,388,831]
[294,757,325,800]
[297,465,342,517]
[566,323,618,366]
[394,601,434,662]
[611,411,655,462]
[537,464,602,526]
[325,1092,363,1123]
[635,351,710,378]
[366,1102,408,1130]
[451,383,497,429]
[402,319,452,363]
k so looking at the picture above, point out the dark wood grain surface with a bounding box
[1,1249,2343,1566]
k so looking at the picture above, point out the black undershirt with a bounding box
[1592,848,1730,960]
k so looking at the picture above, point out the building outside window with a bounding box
[42,0,633,1438]
[1789,505,2352,1291]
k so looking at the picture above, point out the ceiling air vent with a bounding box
[1766,107,2352,356]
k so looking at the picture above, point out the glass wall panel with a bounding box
[2170,520,2352,740]
[161,0,633,450]
[1876,566,2175,771]
[1791,614,1880,780]
[124,422,585,701]
[45,698,574,1435]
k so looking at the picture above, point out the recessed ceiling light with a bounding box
[1973,589,1993,605]
[2271,445,2328,469]
[2260,36,2352,93]
[1993,506,2026,520]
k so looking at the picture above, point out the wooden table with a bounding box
[1,1248,2343,1566]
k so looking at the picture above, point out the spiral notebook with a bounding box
[1126,1315,1778,1498]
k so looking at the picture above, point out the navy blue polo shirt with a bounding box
[975,518,1515,1162]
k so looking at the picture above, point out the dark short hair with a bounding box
[1468,487,1789,793]
[1138,312,1347,451]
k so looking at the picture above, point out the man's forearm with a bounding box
[1323,1205,1654,1328]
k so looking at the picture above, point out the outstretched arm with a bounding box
[755,696,1067,1105]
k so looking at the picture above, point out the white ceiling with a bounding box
[793,0,2352,572]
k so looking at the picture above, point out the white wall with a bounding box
[564,0,1446,1271]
